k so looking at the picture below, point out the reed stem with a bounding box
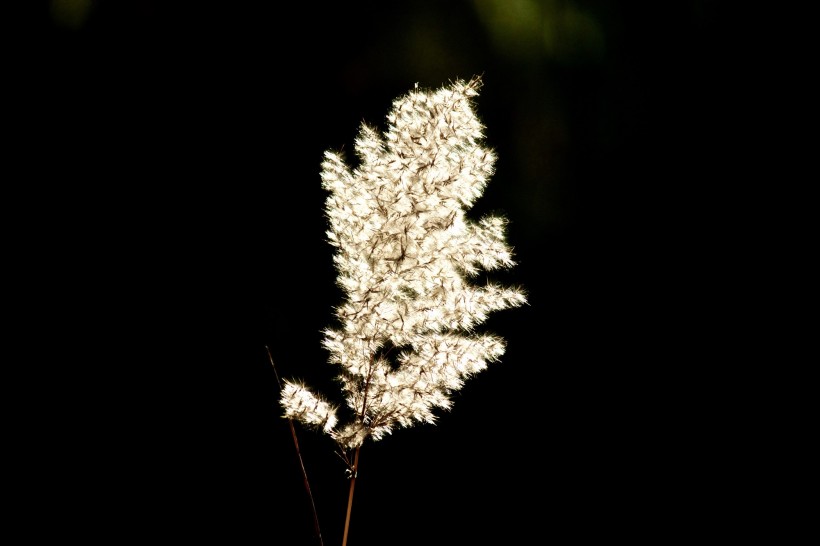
[266,346,324,546]
[341,447,361,546]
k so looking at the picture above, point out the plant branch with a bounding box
[266,346,324,546]
[341,446,361,546]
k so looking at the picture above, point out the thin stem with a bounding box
[266,346,324,546]
[343,353,372,546]
[341,446,361,546]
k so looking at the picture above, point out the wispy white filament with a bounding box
[280,77,526,449]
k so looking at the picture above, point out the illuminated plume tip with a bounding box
[281,381,338,433]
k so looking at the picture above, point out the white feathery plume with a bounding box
[280,76,526,450]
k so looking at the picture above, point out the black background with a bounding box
[30,1,750,544]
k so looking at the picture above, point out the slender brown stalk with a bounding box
[266,346,324,546]
[341,447,361,546]
[341,357,372,546]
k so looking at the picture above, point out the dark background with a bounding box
[32,1,747,544]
